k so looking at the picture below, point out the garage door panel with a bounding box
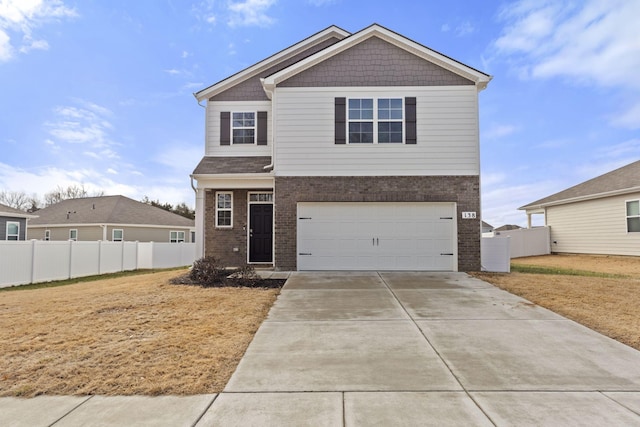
[297,202,456,271]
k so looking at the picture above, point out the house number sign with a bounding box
[462,211,477,219]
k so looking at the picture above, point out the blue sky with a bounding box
[1,0,639,227]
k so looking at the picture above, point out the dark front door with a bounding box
[249,204,273,263]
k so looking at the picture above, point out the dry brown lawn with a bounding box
[472,254,640,351]
[0,270,279,397]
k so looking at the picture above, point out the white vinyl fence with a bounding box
[0,241,196,288]
[495,227,551,259]
[481,227,551,273]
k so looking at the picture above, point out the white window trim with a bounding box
[216,191,233,228]
[69,229,78,241]
[170,230,185,243]
[626,199,640,233]
[44,229,50,241]
[231,111,257,145]
[6,221,19,240]
[112,229,124,242]
[248,192,274,204]
[347,97,405,145]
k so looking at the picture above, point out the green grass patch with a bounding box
[0,266,188,292]
[510,263,630,279]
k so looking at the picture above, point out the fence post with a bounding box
[30,239,36,285]
[68,240,73,279]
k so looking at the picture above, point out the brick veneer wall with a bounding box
[274,176,480,271]
[204,189,251,267]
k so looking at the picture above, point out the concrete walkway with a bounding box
[2,272,640,426]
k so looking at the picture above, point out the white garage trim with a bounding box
[297,202,457,271]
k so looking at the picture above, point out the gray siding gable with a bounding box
[277,36,474,88]
[211,37,343,102]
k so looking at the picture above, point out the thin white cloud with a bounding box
[493,0,640,90]
[0,0,77,62]
[610,103,640,130]
[440,23,450,32]
[455,21,474,37]
[307,0,336,5]
[483,124,519,140]
[227,0,276,28]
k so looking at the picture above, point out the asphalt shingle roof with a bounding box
[520,160,640,210]
[29,196,194,227]
[192,156,272,175]
[0,203,37,218]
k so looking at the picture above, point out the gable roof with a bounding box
[520,160,640,211]
[0,203,38,219]
[261,23,492,96]
[29,196,194,227]
[194,25,350,101]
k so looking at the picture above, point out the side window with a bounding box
[113,229,123,242]
[69,229,78,241]
[216,192,233,228]
[221,111,267,146]
[627,200,640,232]
[6,221,19,240]
[232,112,256,144]
[44,230,50,241]
[170,231,185,243]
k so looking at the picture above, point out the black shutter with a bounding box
[257,111,267,145]
[335,97,346,144]
[220,112,231,145]
[405,97,416,144]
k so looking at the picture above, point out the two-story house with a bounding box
[191,24,491,271]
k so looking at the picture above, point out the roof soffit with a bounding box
[262,24,492,92]
[194,25,350,101]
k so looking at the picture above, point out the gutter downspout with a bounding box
[100,224,107,241]
[261,78,275,171]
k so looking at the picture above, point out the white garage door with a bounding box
[297,202,457,271]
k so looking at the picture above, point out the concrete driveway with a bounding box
[213,272,640,425]
[2,272,640,426]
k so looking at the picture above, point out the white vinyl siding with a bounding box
[206,101,271,156]
[546,193,640,256]
[273,86,479,176]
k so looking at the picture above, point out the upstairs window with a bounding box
[627,200,640,232]
[232,112,255,144]
[346,98,404,144]
[377,98,403,143]
[348,99,374,143]
[6,221,19,240]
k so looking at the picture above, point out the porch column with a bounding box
[195,187,205,258]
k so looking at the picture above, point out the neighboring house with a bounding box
[0,203,38,241]
[481,221,494,236]
[191,24,491,271]
[495,224,522,233]
[520,160,640,256]
[27,195,195,243]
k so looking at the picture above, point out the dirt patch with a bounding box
[472,254,640,351]
[0,270,279,397]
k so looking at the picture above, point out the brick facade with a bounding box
[204,189,255,267]
[274,176,480,271]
